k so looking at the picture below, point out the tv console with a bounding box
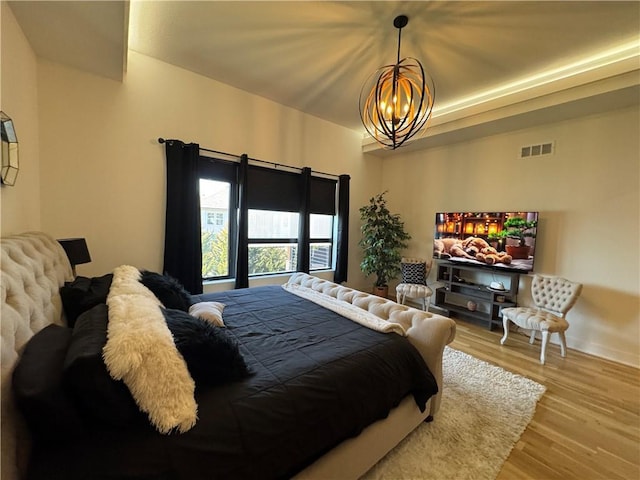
[433,260,520,330]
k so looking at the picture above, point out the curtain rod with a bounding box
[157,138,340,180]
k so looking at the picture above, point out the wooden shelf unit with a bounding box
[434,261,520,330]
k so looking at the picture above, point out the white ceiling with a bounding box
[8,1,640,143]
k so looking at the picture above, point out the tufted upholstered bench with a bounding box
[500,274,582,364]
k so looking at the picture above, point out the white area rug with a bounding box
[362,347,546,480]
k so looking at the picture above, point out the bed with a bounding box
[1,232,456,480]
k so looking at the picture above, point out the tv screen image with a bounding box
[433,212,539,273]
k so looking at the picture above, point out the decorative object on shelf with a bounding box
[488,281,506,292]
[487,216,537,260]
[359,191,411,297]
[496,295,506,303]
[58,238,92,276]
[359,15,435,150]
[500,275,582,364]
[396,258,433,311]
[1,111,19,186]
[466,300,477,312]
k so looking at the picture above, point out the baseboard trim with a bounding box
[515,327,639,368]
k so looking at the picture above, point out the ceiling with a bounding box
[8,1,640,148]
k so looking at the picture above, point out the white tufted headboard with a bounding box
[1,232,73,480]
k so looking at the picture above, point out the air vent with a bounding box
[519,141,554,159]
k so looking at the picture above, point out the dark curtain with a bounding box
[334,174,350,284]
[297,168,311,273]
[163,140,203,294]
[235,154,249,289]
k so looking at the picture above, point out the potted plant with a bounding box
[359,192,411,297]
[488,217,537,259]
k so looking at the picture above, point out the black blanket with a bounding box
[28,286,437,480]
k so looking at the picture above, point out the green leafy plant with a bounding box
[359,192,411,287]
[202,228,229,278]
[487,217,537,246]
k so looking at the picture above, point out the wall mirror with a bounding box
[1,111,19,186]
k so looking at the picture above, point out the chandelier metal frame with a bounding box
[359,15,436,150]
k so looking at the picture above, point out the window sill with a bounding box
[202,270,335,294]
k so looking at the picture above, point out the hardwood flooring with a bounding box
[448,318,640,480]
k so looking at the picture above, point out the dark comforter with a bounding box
[28,286,437,480]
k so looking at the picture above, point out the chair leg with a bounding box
[540,331,550,364]
[500,317,510,345]
[421,297,426,311]
[559,331,567,358]
[398,293,405,305]
[529,330,537,344]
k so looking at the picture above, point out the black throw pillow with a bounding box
[60,273,113,327]
[63,303,144,428]
[140,270,192,312]
[162,309,251,387]
[401,262,426,285]
[12,324,85,439]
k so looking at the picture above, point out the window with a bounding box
[248,210,299,275]
[309,214,333,270]
[200,179,233,279]
[207,212,223,226]
[198,156,342,282]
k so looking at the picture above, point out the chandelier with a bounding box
[359,15,435,150]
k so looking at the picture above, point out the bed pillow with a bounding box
[63,303,144,428]
[140,270,192,312]
[162,309,251,387]
[188,301,226,327]
[60,273,113,327]
[12,324,85,439]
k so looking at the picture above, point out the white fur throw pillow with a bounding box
[188,301,226,327]
[103,265,197,434]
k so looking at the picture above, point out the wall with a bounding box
[380,106,640,367]
[0,3,41,234]
[36,51,378,287]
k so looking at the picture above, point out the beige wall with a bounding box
[0,3,41,234]
[36,51,378,287]
[379,106,640,366]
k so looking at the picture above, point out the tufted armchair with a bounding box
[500,275,582,364]
[395,258,432,311]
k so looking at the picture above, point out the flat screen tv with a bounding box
[433,212,539,273]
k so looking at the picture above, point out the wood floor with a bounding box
[447,318,640,480]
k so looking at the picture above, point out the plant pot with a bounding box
[373,286,388,298]
[506,245,530,260]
